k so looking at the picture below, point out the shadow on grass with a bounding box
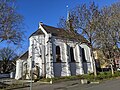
[0,82,9,89]
[0,82,30,90]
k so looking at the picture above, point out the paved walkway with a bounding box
[1,78,120,90]
[14,80,81,90]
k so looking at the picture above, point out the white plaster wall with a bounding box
[16,24,94,79]
[52,37,68,77]
[28,33,94,78]
[53,63,67,77]
[46,39,54,78]
[29,35,45,77]
[29,33,54,78]
[51,37,85,77]
[80,44,94,73]
[15,60,23,80]
[75,45,84,75]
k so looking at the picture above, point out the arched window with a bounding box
[70,47,75,62]
[56,46,61,62]
[81,48,86,62]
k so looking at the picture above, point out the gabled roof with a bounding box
[19,51,28,60]
[30,24,88,43]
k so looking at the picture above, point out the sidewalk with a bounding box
[0,78,100,90]
[14,80,82,90]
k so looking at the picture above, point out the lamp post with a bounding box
[30,42,34,90]
[30,59,33,90]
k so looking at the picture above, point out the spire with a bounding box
[67,11,70,22]
[66,6,74,32]
[66,5,69,21]
[66,5,70,31]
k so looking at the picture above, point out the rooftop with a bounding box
[30,24,88,43]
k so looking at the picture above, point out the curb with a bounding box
[90,81,100,84]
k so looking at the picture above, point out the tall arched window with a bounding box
[56,46,61,62]
[70,47,75,62]
[81,48,86,62]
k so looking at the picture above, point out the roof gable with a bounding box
[30,24,88,43]
[19,51,28,60]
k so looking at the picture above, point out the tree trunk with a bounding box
[93,57,97,77]
[91,47,97,77]
[110,64,114,76]
[110,58,114,76]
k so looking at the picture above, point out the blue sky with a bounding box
[0,0,119,54]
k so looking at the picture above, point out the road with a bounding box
[13,78,120,90]
[69,78,120,90]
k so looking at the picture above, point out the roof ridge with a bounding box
[29,23,89,44]
[41,24,65,30]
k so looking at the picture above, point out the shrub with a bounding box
[114,71,120,77]
[39,71,120,83]
[97,71,112,80]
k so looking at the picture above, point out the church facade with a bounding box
[15,22,94,80]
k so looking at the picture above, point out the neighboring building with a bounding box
[15,22,94,80]
[93,50,101,71]
[115,56,120,69]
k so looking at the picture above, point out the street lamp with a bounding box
[30,43,34,90]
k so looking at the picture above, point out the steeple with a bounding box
[66,5,70,22]
[66,5,70,31]
[66,6,74,32]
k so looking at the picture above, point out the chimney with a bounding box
[40,22,43,25]
[39,22,43,29]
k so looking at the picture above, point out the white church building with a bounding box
[15,22,94,80]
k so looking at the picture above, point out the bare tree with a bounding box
[0,0,24,45]
[95,2,120,75]
[58,2,99,76]
[58,1,120,76]
[0,47,17,73]
[58,2,100,46]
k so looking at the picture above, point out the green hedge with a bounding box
[97,71,112,80]
[82,71,120,81]
[39,71,120,83]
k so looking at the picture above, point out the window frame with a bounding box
[56,46,61,63]
[70,47,75,62]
